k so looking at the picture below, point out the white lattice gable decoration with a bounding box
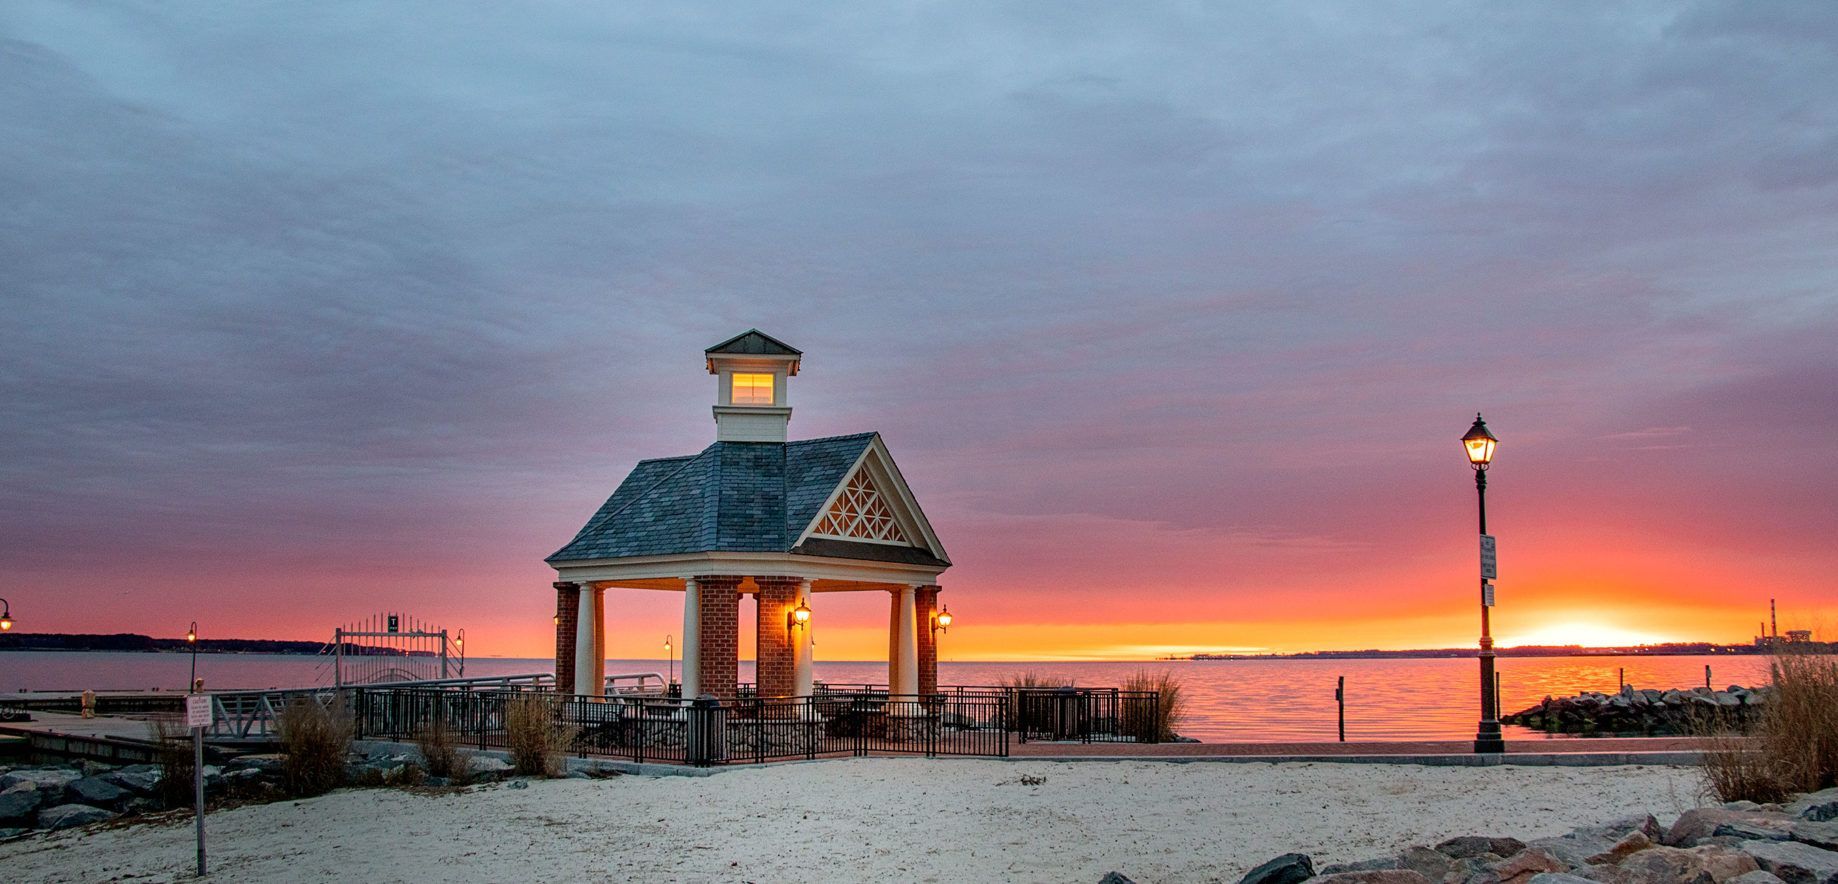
[812,466,913,544]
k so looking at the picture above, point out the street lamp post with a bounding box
[186,621,199,693]
[1462,413,1505,754]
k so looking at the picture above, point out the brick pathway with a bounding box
[1010,736,1710,758]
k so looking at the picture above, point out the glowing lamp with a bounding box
[1461,413,1498,469]
[0,598,12,632]
[935,605,953,633]
[186,628,196,643]
[789,600,812,629]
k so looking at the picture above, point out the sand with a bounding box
[1,758,1700,883]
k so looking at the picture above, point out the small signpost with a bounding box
[1482,582,1496,607]
[1479,534,1497,580]
[185,694,211,877]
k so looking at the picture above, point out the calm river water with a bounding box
[0,651,1770,743]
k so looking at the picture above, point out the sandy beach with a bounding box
[1,758,1699,883]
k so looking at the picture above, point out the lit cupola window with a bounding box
[731,373,775,406]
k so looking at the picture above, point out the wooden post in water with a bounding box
[1335,676,1345,742]
[1619,667,1625,690]
[1706,665,1712,690]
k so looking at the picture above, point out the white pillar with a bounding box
[681,578,701,698]
[793,580,814,696]
[574,584,602,696]
[896,584,919,696]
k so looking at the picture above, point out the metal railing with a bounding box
[1011,688,1162,744]
[350,687,1014,766]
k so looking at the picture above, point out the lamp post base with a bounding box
[1474,724,1506,754]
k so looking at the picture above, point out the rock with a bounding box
[467,756,513,776]
[103,766,163,794]
[1727,873,1786,884]
[0,768,80,796]
[1718,820,1797,843]
[1098,874,1137,884]
[1442,837,1530,860]
[1792,822,1838,851]
[1238,852,1316,884]
[1400,845,1461,880]
[424,776,450,787]
[1529,876,1599,884]
[1742,840,1838,884]
[1312,872,1433,884]
[1790,791,1838,824]
[1589,832,1656,864]
[1670,809,1798,848]
[37,803,119,830]
[0,827,31,839]
[1618,845,1716,884]
[1531,834,1615,869]
[1321,858,1404,875]
[231,754,287,773]
[0,787,46,823]
[67,777,127,808]
[1493,849,1569,884]
[507,779,530,790]
[1690,846,1761,882]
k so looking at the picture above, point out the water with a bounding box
[0,651,1771,742]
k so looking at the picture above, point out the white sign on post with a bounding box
[1480,534,1498,580]
[185,694,213,729]
[1482,583,1496,607]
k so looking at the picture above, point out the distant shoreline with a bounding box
[5,633,1825,660]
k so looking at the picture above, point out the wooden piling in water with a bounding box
[1335,676,1345,742]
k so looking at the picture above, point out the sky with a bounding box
[3,2,1836,662]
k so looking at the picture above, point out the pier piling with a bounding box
[1335,676,1345,742]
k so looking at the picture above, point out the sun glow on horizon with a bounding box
[1498,621,1671,649]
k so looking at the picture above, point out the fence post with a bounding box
[1337,677,1347,742]
[851,696,867,757]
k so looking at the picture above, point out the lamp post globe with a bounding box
[1,598,14,632]
[187,620,200,694]
[1463,413,1505,754]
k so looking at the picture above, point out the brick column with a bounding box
[754,576,802,698]
[553,582,580,694]
[915,585,940,696]
[694,575,742,699]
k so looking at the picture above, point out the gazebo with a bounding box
[546,330,953,700]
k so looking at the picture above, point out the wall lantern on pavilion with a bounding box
[933,605,953,634]
[789,599,812,630]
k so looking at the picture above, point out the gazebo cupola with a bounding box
[546,331,953,701]
[707,329,801,443]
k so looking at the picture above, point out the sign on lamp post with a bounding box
[1480,534,1497,580]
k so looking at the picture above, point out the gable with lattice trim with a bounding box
[811,467,913,545]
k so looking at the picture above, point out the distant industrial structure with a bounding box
[1754,598,1815,648]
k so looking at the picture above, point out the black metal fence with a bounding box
[1012,688,1162,744]
[351,687,1016,767]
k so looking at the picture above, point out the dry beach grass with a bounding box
[0,758,1696,883]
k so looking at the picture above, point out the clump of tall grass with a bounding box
[1001,671,1075,690]
[504,694,575,777]
[414,715,467,783]
[1121,669,1189,743]
[1700,649,1838,802]
[148,714,197,809]
[276,695,352,797]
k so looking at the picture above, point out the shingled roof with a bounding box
[546,433,948,567]
[705,329,801,356]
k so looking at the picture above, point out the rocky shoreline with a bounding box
[1504,685,1766,736]
[1100,788,1838,884]
[0,745,611,839]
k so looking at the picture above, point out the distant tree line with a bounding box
[0,632,325,654]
